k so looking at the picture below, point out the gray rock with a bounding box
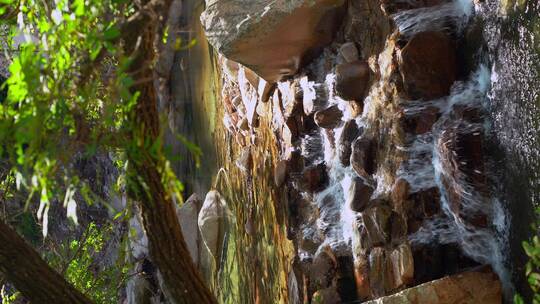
[339,42,359,63]
[177,194,203,266]
[198,190,231,262]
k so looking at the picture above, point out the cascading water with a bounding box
[293,0,513,297]
[404,66,511,291]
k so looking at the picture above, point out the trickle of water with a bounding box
[392,0,474,38]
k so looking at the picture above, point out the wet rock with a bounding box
[344,0,392,58]
[303,163,329,193]
[261,82,277,103]
[287,150,305,174]
[338,120,362,166]
[177,194,203,266]
[364,266,502,304]
[310,248,337,289]
[389,243,414,289]
[235,147,253,173]
[391,178,410,212]
[274,160,288,187]
[437,119,486,225]
[336,255,358,303]
[339,42,359,63]
[398,31,457,100]
[314,105,343,129]
[352,220,371,257]
[202,0,347,82]
[362,204,392,246]
[368,247,387,297]
[354,256,371,300]
[390,212,408,243]
[381,0,445,14]
[312,286,341,304]
[411,187,441,218]
[300,233,323,254]
[335,61,372,101]
[351,136,377,179]
[399,106,440,135]
[285,115,300,142]
[347,177,374,212]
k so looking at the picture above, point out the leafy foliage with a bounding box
[46,222,129,303]
[515,207,540,304]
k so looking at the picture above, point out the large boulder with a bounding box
[364,266,502,304]
[198,190,232,262]
[177,194,203,266]
[202,0,347,82]
[398,31,457,100]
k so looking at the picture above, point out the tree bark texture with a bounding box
[123,0,218,303]
[0,219,93,304]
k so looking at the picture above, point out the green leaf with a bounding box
[103,24,120,40]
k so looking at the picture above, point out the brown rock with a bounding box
[389,243,414,289]
[314,105,343,129]
[368,247,387,297]
[411,187,441,217]
[303,163,329,193]
[202,0,347,82]
[390,212,408,242]
[362,204,392,246]
[335,61,372,101]
[354,256,371,300]
[344,0,392,61]
[335,255,358,303]
[391,178,410,212]
[338,120,362,166]
[353,220,371,257]
[347,177,374,212]
[274,160,288,187]
[351,136,377,179]
[287,150,305,174]
[399,31,457,100]
[399,106,440,135]
[310,249,337,290]
[437,119,487,227]
[364,266,502,304]
[300,234,323,254]
[312,286,341,304]
[261,82,277,103]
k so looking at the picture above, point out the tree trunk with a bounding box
[123,1,217,303]
[0,219,93,304]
